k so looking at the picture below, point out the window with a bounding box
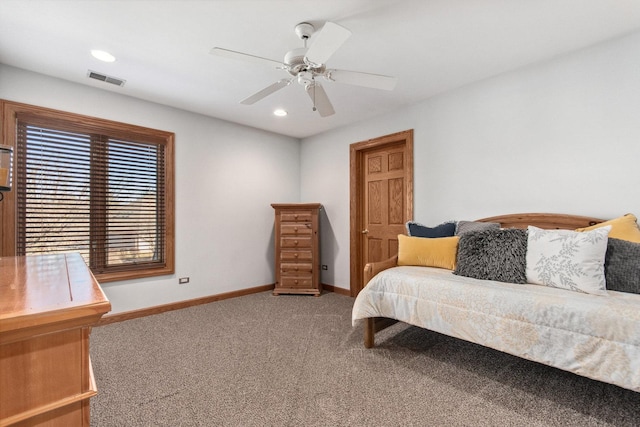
[0,100,174,282]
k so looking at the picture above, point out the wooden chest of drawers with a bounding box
[271,203,322,296]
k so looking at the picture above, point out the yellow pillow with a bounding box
[575,213,640,243]
[397,234,459,270]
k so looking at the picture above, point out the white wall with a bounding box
[301,31,640,291]
[0,64,301,314]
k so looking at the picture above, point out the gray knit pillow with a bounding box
[454,228,528,283]
[455,220,500,236]
[605,238,640,294]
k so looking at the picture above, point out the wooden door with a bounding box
[350,130,413,296]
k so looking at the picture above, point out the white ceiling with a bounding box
[1,0,640,139]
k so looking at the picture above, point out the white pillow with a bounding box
[525,225,611,295]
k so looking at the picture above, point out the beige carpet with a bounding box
[90,291,640,426]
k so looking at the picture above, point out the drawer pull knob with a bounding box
[294,241,298,245]
[294,254,298,258]
[294,227,298,231]
[294,280,299,284]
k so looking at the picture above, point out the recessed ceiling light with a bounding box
[91,50,116,63]
[273,109,288,117]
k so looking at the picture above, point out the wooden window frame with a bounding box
[0,100,175,282]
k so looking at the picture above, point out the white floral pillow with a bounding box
[526,225,611,295]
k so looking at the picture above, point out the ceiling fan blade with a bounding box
[325,69,398,91]
[305,83,335,117]
[304,22,351,66]
[240,79,292,105]
[210,47,284,68]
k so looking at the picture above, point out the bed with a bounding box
[352,213,640,392]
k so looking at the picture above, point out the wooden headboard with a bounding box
[476,213,605,230]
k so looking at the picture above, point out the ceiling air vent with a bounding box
[87,70,126,87]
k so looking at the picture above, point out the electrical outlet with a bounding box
[178,277,189,284]
[322,265,328,270]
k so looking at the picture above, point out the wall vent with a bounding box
[87,70,126,87]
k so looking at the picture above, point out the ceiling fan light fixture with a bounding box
[91,50,116,63]
[273,109,288,117]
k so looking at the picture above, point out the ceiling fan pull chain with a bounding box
[312,78,317,112]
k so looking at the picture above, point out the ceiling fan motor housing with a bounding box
[284,48,307,74]
[285,47,326,77]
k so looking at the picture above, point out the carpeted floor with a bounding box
[90,291,640,426]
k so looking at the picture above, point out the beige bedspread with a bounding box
[352,266,640,392]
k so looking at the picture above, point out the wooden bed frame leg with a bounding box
[364,317,398,348]
[364,318,375,348]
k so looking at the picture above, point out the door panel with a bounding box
[389,177,404,224]
[350,130,413,296]
[363,145,407,265]
[367,238,383,264]
[388,239,398,258]
[389,151,404,171]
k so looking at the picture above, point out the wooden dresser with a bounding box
[0,253,111,427]
[272,203,322,296]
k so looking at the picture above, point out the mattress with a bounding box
[352,266,640,392]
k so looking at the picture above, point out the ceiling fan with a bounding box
[210,21,398,117]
